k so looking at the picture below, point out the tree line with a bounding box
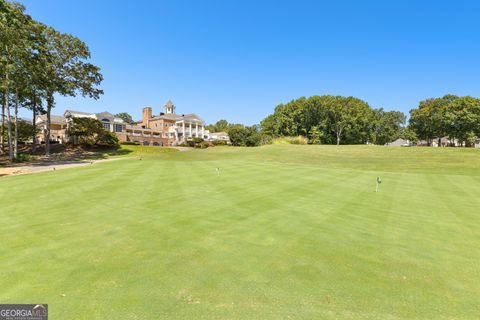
[206,119,269,147]
[209,94,480,147]
[410,95,480,147]
[258,94,479,147]
[0,0,102,161]
[260,95,408,145]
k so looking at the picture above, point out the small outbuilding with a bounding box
[386,138,411,147]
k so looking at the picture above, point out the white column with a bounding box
[201,126,204,138]
[189,122,192,138]
[196,123,198,137]
[182,121,185,138]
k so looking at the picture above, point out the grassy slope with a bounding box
[1,145,479,319]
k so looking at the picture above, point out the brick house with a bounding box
[35,101,225,146]
[35,115,68,144]
[137,100,209,146]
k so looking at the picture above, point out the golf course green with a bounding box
[1,145,479,319]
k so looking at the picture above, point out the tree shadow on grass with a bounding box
[85,147,133,160]
[0,145,134,169]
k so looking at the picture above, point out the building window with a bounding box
[114,124,123,132]
[102,122,110,130]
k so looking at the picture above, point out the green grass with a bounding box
[1,145,479,319]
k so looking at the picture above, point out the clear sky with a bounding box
[19,0,480,124]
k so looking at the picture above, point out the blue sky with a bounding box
[20,0,480,124]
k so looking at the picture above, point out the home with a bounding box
[209,132,230,144]
[34,101,230,146]
[417,137,461,147]
[35,115,68,144]
[137,100,209,146]
[475,139,480,148]
[385,138,411,147]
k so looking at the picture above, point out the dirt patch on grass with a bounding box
[0,157,132,177]
[0,167,30,177]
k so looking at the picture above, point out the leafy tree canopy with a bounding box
[114,112,135,124]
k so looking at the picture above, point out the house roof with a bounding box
[65,110,123,123]
[151,113,182,121]
[36,114,67,125]
[182,113,204,122]
[64,109,92,117]
[95,111,117,121]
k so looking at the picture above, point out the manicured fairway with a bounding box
[1,145,480,319]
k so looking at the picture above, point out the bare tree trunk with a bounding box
[13,89,19,159]
[6,92,13,161]
[336,127,342,145]
[46,93,53,156]
[1,94,4,154]
[32,93,36,154]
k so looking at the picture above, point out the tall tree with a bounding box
[24,20,48,153]
[370,109,406,145]
[40,27,103,155]
[0,0,30,160]
[448,96,480,145]
[261,95,376,145]
[409,95,458,145]
[206,119,230,133]
[325,96,373,145]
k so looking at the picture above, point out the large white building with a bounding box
[35,101,229,146]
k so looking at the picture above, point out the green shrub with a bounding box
[13,153,31,163]
[195,141,209,149]
[212,140,227,146]
[79,136,96,146]
[96,131,120,147]
[272,136,308,145]
[193,137,204,144]
[260,134,272,145]
[228,126,263,147]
